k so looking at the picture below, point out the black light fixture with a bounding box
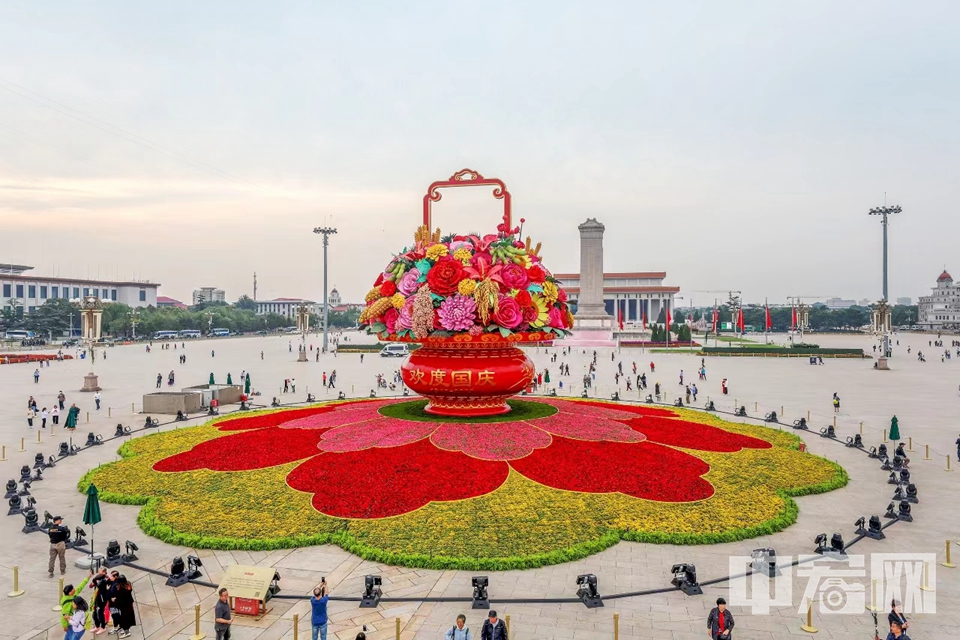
[905,483,918,503]
[751,548,777,578]
[814,533,828,553]
[47,455,57,468]
[673,397,684,407]
[878,444,888,460]
[899,469,910,484]
[33,467,43,481]
[854,516,866,532]
[402,389,410,397]
[58,442,70,458]
[360,575,382,608]
[892,455,904,471]
[884,502,897,519]
[3,480,16,499]
[123,541,139,562]
[7,494,21,516]
[41,510,54,530]
[369,389,377,398]
[705,400,715,411]
[268,571,281,597]
[105,540,124,568]
[19,466,30,482]
[846,434,863,448]
[897,501,913,522]
[306,394,315,403]
[793,417,807,429]
[868,446,879,459]
[867,515,884,539]
[820,425,836,439]
[115,424,131,437]
[549,389,557,397]
[18,479,31,496]
[610,391,620,401]
[70,443,82,455]
[85,433,103,447]
[21,507,41,534]
[576,573,603,608]
[145,417,159,427]
[581,390,589,398]
[471,576,489,609]
[74,527,88,547]
[735,406,747,417]
[338,392,346,400]
[645,395,654,403]
[187,555,203,579]
[887,471,899,485]
[830,533,845,555]
[166,557,188,587]
[764,411,778,423]
[33,453,45,469]
[670,564,702,595]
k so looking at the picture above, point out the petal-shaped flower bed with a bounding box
[80,398,847,570]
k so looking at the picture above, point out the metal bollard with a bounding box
[293,613,299,640]
[860,421,863,435]
[190,603,204,640]
[53,577,64,611]
[18,438,25,453]
[613,612,619,640]
[754,402,758,412]
[86,412,90,423]
[0,445,5,461]
[396,617,401,640]
[800,597,817,633]
[505,614,511,640]
[920,561,935,591]
[36,430,41,444]
[925,444,931,460]
[943,540,956,569]
[947,456,954,472]
[866,578,880,611]
[833,416,837,429]
[907,436,913,452]
[131,403,135,413]
[7,565,24,597]
[108,407,111,418]
[807,409,810,421]
[883,429,887,443]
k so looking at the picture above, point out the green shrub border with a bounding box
[78,409,849,571]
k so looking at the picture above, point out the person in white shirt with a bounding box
[94,392,102,410]
[68,595,90,640]
[51,405,60,425]
[41,408,49,428]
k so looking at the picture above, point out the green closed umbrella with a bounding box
[227,373,233,385]
[83,483,102,563]
[244,374,251,394]
[890,415,900,441]
[209,372,215,385]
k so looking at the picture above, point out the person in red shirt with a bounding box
[707,597,734,639]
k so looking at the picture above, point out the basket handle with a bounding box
[422,169,511,232]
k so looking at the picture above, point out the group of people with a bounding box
[27,392,79,430]
[59,568,136,640]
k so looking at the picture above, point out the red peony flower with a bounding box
[380,280,397,297]
[374,273,384,287]
[426,256,465,296]
[153,399,772,519]
[521,305,539,324]
[493,294,523,329]
[500,263,529,290]
[527,265,546,283]
[557,288,567,303]
[384,308,399,333]
[515,289,533,307]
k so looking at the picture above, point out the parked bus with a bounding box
[152,331,179,340]
[210,328,230,337]
[179,330,202,339]
[4,330,34,340]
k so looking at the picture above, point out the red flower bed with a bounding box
[153,398,773,518]
[0,354,74,365]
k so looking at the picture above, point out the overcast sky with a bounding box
[2,1,958,306]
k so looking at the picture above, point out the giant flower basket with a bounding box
[358,169,572,416]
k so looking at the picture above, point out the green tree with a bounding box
[234,295,257,311]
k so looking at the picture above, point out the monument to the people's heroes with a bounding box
[564,218,617,347]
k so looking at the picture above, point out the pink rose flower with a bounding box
[396,298,416,331]
[437,295,477,332]
[493,294,523,330]
[384,308,399,333]
[449,240,474,253]
[548,306,565,329]
[500,263,529,290]
[397,268,421,296]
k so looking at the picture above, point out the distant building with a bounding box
[257,297,318,319]
[0,263,158,313]
[824,297,858,310]
[156,296,188,309]
[553,271,679,325]
[896,297,912,306]
[917,270,960,330]
[192,287,226,305]
[328,287,342,307]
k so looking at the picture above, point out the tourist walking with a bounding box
[156,374,162,389]
[649,361,655,373]
[329,371,336,389]
[111,576,136,638]
[52,405,60,425]
[27,407,35,428]
[310,580,329,640]
[721,379,728,395]
[291,378,296,393]
[480,611,507,640]
[691,384,698,401]
[706,597,734,639]
[832,393,840,413]
[94,392,102,410]
[65,404,80,431]
[48,515,69,577]
[41,407,49,428]
[445,614,471,640]
[58,391,66,410]
[679,370,684,385]
[34,368,41,383]
[215,588,232,640]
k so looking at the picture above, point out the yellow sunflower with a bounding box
[530,294,550,328]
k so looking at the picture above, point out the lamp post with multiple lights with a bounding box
[312,226,337,353]
[868,204,901,360]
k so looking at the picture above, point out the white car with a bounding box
[380,344,410,357]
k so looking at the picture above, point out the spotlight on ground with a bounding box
[3,480,16,500]
[85,433,103,447]
[905,483,919,503]
[576,573,603,608]
[187,555,203,579]
[105,540,124,568]
[21,507,41,534]
[751,548,777,578]
[670,564,702,595]
[898,501,913,522]
[793,417,808,430]
[866,515,885,540]
[360,575,382,608]
[846,434,863,448]
[33,454,45,469]
[268,571,281,597]
[704,400,715,411]
[814,533,828,554]
[581,390,589,398]
[884,502,897,519]
[820,425,836,439]
[123,541,139,563]
[166,557,189,587]
[472,576,489,609]
[764,411,778,423]
[19,466,30,482]
[73,527,88,547]
[7,494,22,516]
[610,392,620,401]
[338,392,346,399]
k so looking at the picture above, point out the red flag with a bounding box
[618,303,623,330]
[666,307,672,343]
[711,307,718,333]
[642,307,647,330]
[737,307,745,333]
[791,306,797,331]
[765,304,771,331]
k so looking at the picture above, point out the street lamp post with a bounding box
[868,204,901,360]
[129,308,139,340]
[312,226,338,353]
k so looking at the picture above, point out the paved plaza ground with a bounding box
[0,332,958,640]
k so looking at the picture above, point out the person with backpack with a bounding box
[67,596,91,640]
[445,614,471,640]
[60,573,93,636]
[480,611,506,640]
